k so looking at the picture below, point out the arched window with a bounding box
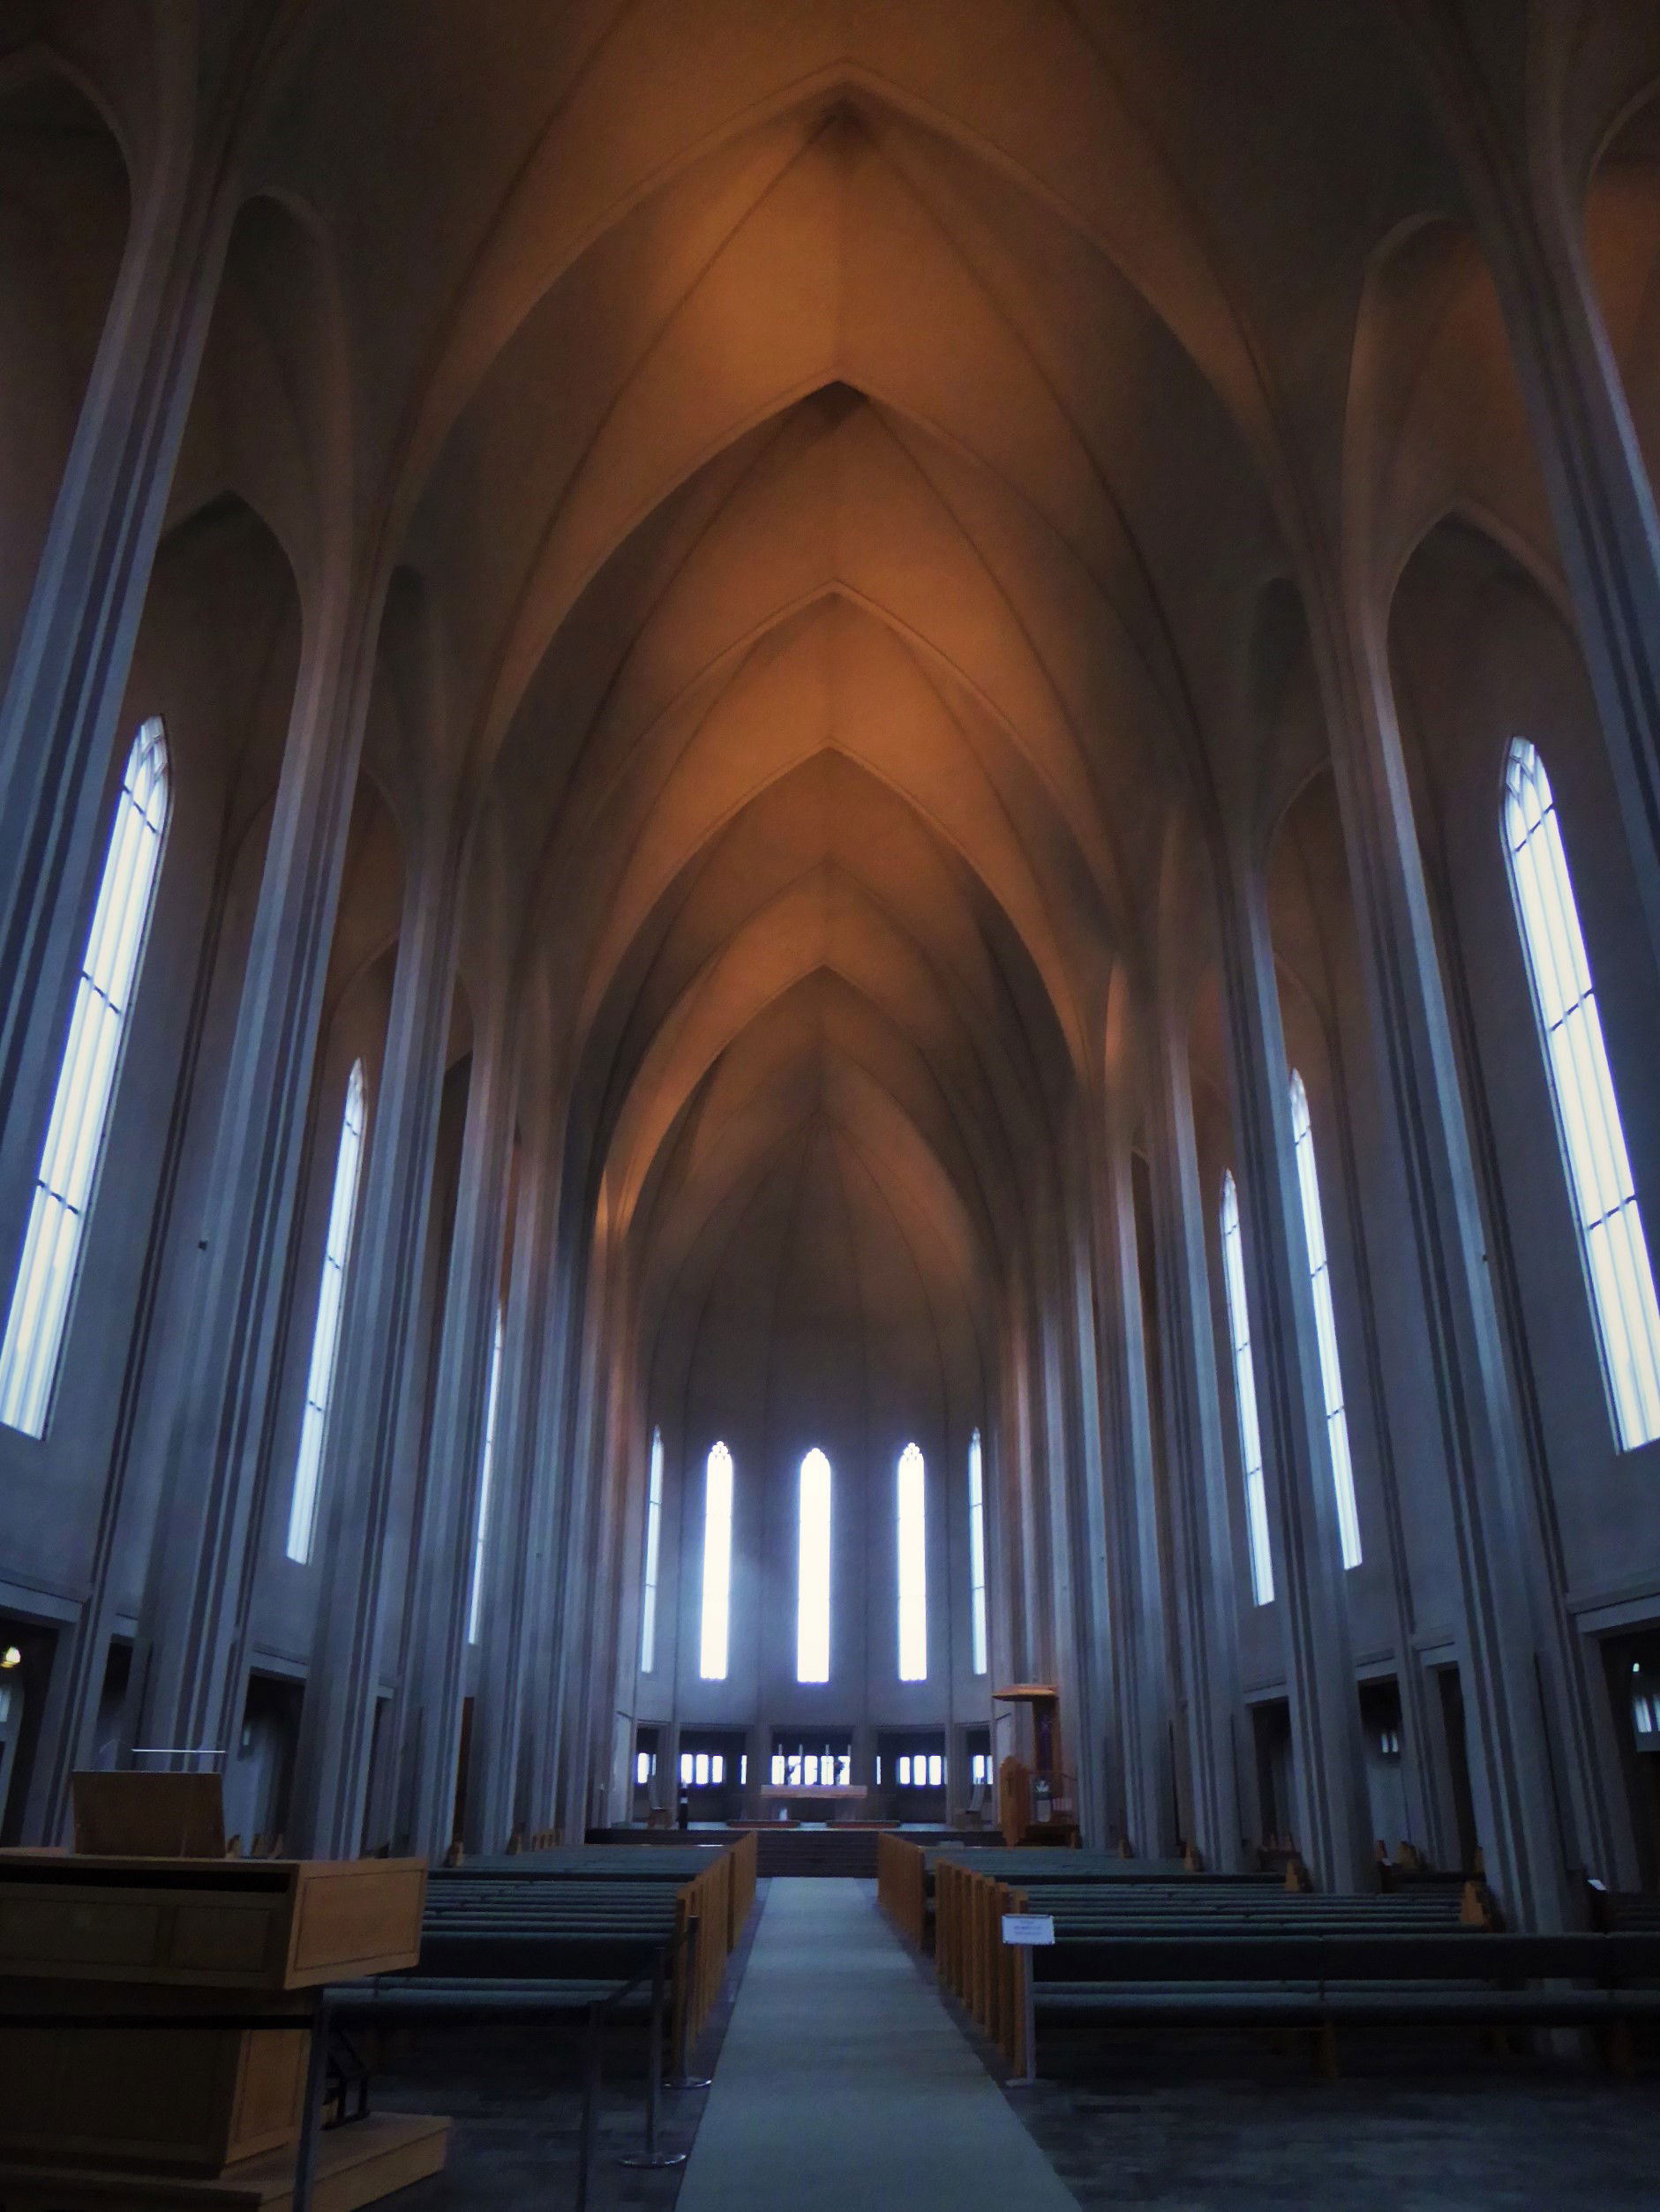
[466,1306,507,1646]
[285,1061,368,1563]
[897,1442,928,1681]
[699,1442,733,1680]
[639,1427,665,1674]
[796,1448,831,1683]
[1288,1071,1362,1568]
[1504,739,1660,1448]
[966,1429,988,1676]
[1221,1171,1274,1606]
[0,718,170,1436]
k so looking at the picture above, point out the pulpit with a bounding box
[0,1775,448,2208]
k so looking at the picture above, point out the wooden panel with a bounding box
[0,2023,241,2170]
[226,2032,307,2163]
[286,1863,424,1983]
[0,2111,449,2208]
[71,1775,226,1859]
[169,1903,286,1979]
[0,1894,161,1973]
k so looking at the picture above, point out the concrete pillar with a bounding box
[1301,574,1581,1924]
[1148,1002,1245,1870]
[124,597,376,1778]
[1392,3,1660,982]
[1094,1113,1176,1857]
[0,111,223,1293]
[1217,853,1375,1893]
[395,994,517,1858]
[286,844,462,1857]
[467,1143,565,1852]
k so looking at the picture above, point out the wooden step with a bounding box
[0,2111,449,2211]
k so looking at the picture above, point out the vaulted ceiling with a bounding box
[210,0,1659,1415]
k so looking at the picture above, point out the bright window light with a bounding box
[898,1442,928,1680]
[466,1306,507,1644]
[967,1429,988,1675]
[285,1060,368,1562]
[699,1442,733,1679]
[0,718,169,1436]
[797,1447,831,1683]
[1288,1072,1362,1568]
[640,1428,665,1673]
[1504,739,1660,1449]
[1221,1172,1274,1605]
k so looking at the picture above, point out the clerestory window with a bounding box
[0,719,170,1436]
[1504,739,1660,1449]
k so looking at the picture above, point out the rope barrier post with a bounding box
[666,1914,711,2091]
[619,1943,686,2171]
[576,2001,603,2212]
[290,1994,330,2212]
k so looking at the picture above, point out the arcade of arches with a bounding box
[6,0,1660,1992]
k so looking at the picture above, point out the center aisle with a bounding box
[675,1876,1080,2212]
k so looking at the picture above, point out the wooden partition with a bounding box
[875,1833,927,1948]
[665,1832,759,2062]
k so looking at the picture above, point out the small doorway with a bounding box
[633,1725,662,1820]
[1602,1626,1660,1889]
[1358,1678,1409,1856]
[0,1617,58,1845]
[1249,1698,1293,1854]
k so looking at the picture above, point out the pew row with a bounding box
[925,1856,1660,2077]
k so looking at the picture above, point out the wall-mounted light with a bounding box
[0,1646,20,1670]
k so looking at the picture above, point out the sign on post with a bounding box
[1001,1913,1055,1946]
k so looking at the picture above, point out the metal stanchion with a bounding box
[618,1946,686,2171]
[290,1996,331,2212]
[575,2004,603,2212]
[665,1915,711,2091]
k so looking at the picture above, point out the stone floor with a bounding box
[998,2028,1659,2212]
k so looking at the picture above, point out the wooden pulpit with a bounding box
[0,1774,448,2208]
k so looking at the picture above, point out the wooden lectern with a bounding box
[0,1774,447,2209]
[993,1685,1080,1848]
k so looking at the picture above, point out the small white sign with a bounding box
[1001,1913,1055,1946]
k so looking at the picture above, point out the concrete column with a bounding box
[0,119,224,1289]
[1061,1191,1119,1849]
[1218,854,1374,1893]
[467,1143,565,1852]
[286,844,462,1857]
[124,596,376,1775]
[1148,1003,1245,1870]
[1303,576,1581,1924]
[1391,3,1660,979]
[395,994,517,1858]
[522,1233,583,1827]
[1094,1113,1176,1857]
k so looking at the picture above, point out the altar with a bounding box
[759,1782,870,1822]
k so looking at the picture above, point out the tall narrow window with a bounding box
[466,1307,507,1646]
[1288,1072,1363,1569]
[699,1442,733,1680]
[897,1442,928,1681]
[285,1061,368,1563]
[797,1447,831,1683]
[639,1428,665,1673]
[1504,739,1660,1448]
[966,1429,988,1676]
[1221,1172,1274,1606]
[0,719,170,1436]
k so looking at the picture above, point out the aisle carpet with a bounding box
[674,1876,1078,2212]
